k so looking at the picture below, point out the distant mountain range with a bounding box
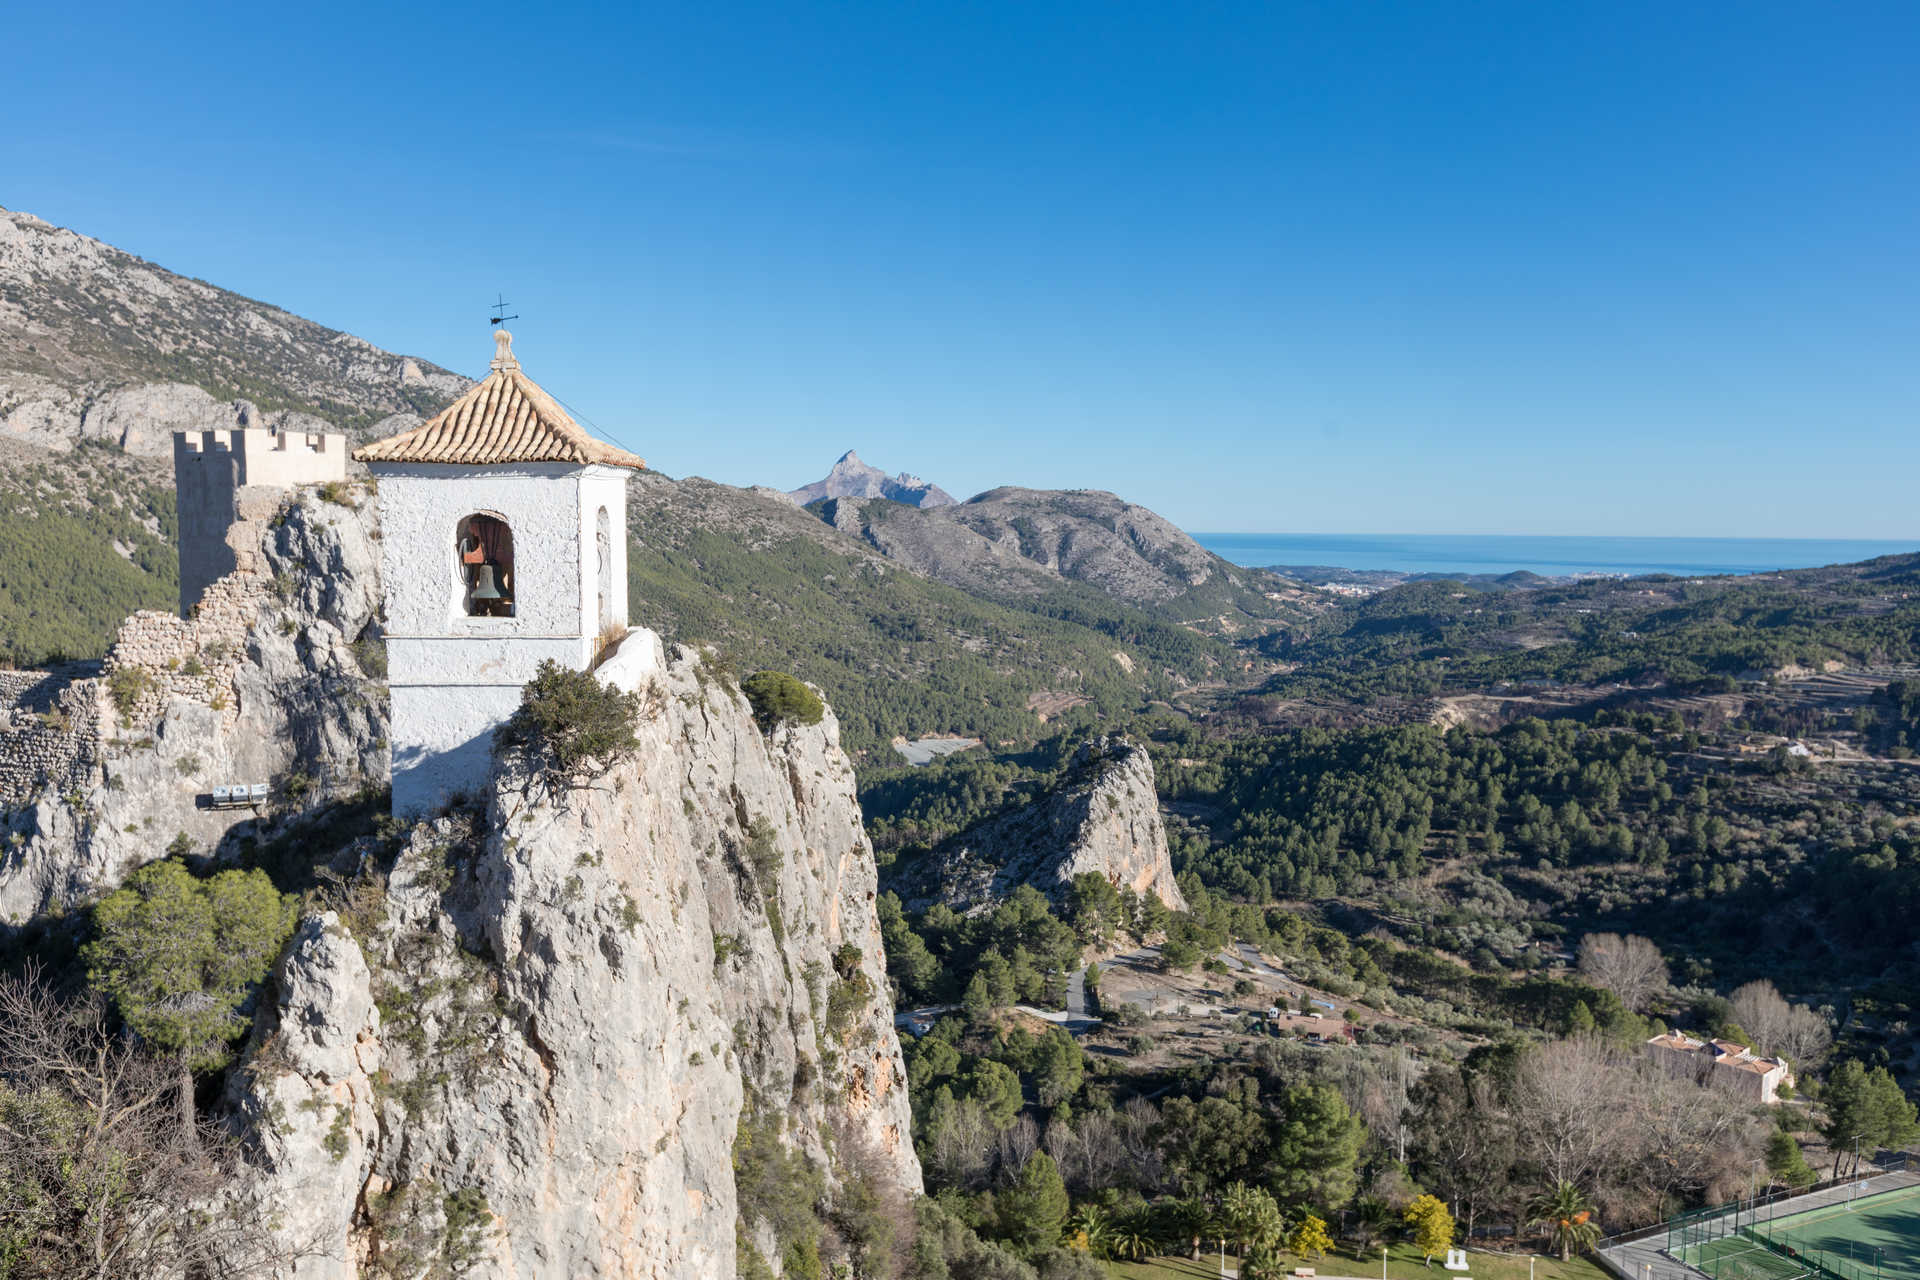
[788,450,956,508]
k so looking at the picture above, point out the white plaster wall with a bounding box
[238,429,346,487]
[390,683,522,816]
[593,627,663,693]
[386,636,591,690]
[576,466,630,634]
[371,462,636,816]
[370,464,591,639]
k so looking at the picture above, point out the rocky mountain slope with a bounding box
[789,448,955,508]
[890,736,1186,915]
[0,204,469,454]
[0,480,387,925]
[814,484,1324,632]
[2,478,921,1275]
[228,641,921,1277]
[627,471,1262,761]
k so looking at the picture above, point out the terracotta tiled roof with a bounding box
[1647,1032,1703,1052]
[354,332,645,470]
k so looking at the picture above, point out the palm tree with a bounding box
[1066,1204,1113,1259]
[1528,1181,1601,1261]
[1351,1194,1396,1251]
[1111,1223,1158,1262]
[1223,1181,1282,1258]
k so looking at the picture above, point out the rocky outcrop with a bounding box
[0,205,467,454]
[788,449,956,509]
[0,483,387,925]
[229,640,921,1277]
[893,736,1186,915]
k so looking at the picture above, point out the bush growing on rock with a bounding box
[741,671,825,731]
[494,659,643,782]
[107,665,151,714]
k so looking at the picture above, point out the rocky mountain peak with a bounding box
[789,449,957,508]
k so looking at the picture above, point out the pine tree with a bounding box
[998,1150,1069,1253]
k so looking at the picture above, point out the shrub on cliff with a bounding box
[741,671,824,731]
[83,860,296,1070]
[494,659,643,782]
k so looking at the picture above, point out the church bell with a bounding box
[468,562,503,600]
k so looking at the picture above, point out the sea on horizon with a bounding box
[1189,532,1920,580]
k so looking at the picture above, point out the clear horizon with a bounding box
[1189,530,1920,578]
[6,2,1917,538]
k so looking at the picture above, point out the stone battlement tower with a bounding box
[173,427,347,615]
[354,330,649,816]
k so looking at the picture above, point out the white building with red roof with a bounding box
[1644,1030,1795,1104]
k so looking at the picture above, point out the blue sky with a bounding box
[5,2,1917,537]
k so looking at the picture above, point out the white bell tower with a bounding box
[356,330,653,816]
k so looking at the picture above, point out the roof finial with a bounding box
[491,328,519,373]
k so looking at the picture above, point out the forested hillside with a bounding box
[0,439,175,663]
[626,472,1253,761]
[1265,559,1920,704]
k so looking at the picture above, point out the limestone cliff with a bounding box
[228,641,921,1277]
[893,736,1186,916]
[0,483,387,925]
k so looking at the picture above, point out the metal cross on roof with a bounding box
[489,293,519,327]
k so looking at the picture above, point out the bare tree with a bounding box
[1356,1046,1419,1165]
[1513,1037,1621,1188]
[1626,1063,1766,1215]
[1577,933,1670,1013]
[995,1112,1040,1175]
[924,1094,996,1190]
[1776,1006,1832,1074]
[1731,980,1830,1070]
[0,967,290,1279]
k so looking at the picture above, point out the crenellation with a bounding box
[174,426,346,615]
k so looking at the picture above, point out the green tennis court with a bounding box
[1750,1185,1920,1280]
[1678,1234,1815,1280]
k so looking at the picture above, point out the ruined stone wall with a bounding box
[0,484,387,927]
[0,669,102,808]
[101,569,267,730]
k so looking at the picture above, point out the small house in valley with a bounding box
[1644,1030,1794,1104]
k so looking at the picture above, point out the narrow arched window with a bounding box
[595,506,612,632]
[457,513,515,617]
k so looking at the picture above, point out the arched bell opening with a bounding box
[457,513,515,617]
